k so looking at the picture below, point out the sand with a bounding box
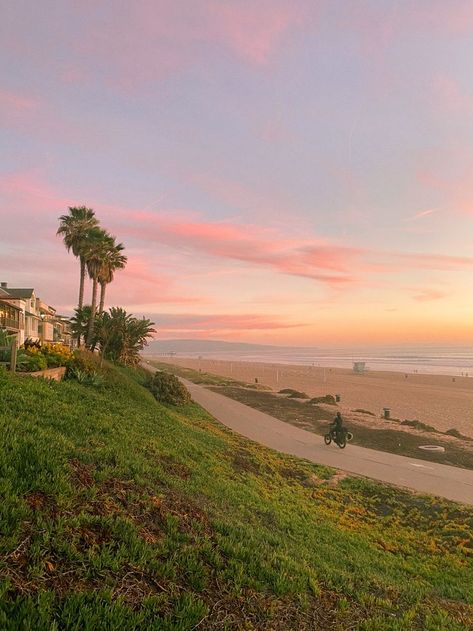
[154,356,473,438]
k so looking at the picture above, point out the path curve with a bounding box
[142,364,473,505]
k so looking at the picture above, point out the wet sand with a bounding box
[153,356,473,438]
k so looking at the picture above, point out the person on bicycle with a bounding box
[330,412,344,443]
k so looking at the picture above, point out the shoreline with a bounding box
[149,355,473,438]
[146,348,473,377]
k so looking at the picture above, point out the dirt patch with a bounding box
[157,453,191,479]
[111,566,169,607]
[326,472,349,488]
[69,458,95,488]
[200,586,365,631]
[72,522,113,552]
[24,490,58,517]
[231,449,267,476]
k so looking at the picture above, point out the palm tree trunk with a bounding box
[99,282,106,314]
[86,278,98,348]
[78,257,86,309]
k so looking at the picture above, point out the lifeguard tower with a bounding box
[353,361,366,374]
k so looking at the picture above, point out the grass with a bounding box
[150,361,473,470]
[0,362,472,629]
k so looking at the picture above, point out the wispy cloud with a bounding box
[149,312,307,337]
[2,1,310,93]
[410,288,449,302]
[404,209,440,222]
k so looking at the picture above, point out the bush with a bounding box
[41,343,74,368]
[66,350,100,376]
[309,394,336,405]
[279,388,310,399]
[146,371,191,406]
[68,367,105,387]
[353,408,375,416]
[17,351,48,372]
[401,419,437,433]
[445,428,471,441]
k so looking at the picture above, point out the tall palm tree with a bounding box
[98,239,127,314]
[57,206,99,310]
[83,229,114,347]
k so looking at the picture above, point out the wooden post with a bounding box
[10,339,17,372]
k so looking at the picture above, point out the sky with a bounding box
[1,0,473,346]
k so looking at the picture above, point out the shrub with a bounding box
[279,388,310,399]
[17,351,48,372]
[41,343,74,368]
[309,394,336,405]
[68,367,105,387]
[66,350,106,386]
[401,419,437,433]
[66,350,100,377]
[445,428,471,441]
[146,371,191,406]
[353,408,375,416]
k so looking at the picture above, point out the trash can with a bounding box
[383,407,391,420]
[335,394,341,402]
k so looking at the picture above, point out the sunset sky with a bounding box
[1,1,473,345]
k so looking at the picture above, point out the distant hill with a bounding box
[143,339,312,355]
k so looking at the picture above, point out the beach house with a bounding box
[0,284,41,344]
[0,282,72,346]
[0,287,23,342]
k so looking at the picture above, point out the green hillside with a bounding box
[0,363,471,630]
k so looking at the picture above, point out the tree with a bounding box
[83,230,115,347]
[97,239,127,314]
[70,305,92,346]
[94,307,156,365]
[56,206,99,310]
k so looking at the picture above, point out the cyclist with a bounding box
[330,412,344,444]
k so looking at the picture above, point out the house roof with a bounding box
[3,288,34,299]
[0,298,21,312]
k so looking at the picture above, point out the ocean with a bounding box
[156,345,473,377]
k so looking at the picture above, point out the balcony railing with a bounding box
[0,316,21,330]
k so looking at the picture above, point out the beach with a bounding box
[155,356,473,438]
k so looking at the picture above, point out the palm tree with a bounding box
[98,239,127,314]
[83,229,114,347]
[94,307,156,365]
[56,206,99,310]
[70,305,92,346]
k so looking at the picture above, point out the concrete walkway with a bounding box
[142,364,473,505]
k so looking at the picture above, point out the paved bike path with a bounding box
[142,364,473,504]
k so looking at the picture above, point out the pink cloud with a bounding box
[152,312,307,335]
[416,152,473,216]
[411,288,449,302]
[432,75,473,113]
[207,0,304,65]
[17,1,309,92]
[187,171,301,226]
[366,251,473,274]
[343,0,473,57]
[118,210,360,286]
[404,209,440,222]
[3,171,473,313]
[0,90,43,132]
[0,89,38,112]
[106,256,205,307]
